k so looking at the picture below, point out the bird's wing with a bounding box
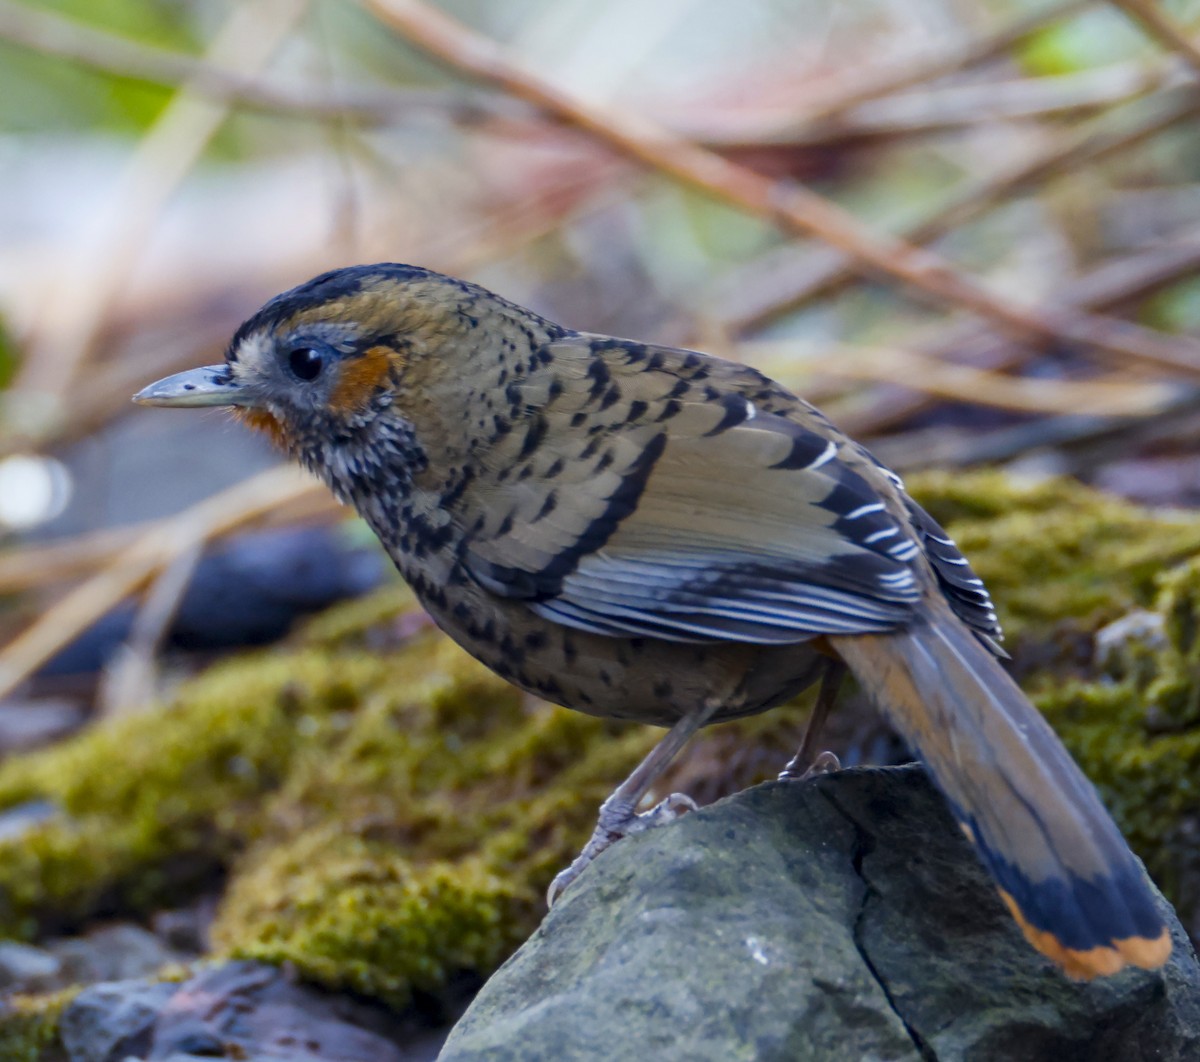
[460,336,929,644]
[902,498,1004,650]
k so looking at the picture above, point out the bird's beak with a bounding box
[133,365,253,408]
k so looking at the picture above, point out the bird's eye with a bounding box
[288,346,326,382]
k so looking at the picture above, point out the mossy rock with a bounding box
[0,988,73,1062]
[3,470,1200,1027]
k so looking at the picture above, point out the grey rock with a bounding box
[0,699,85,752]
[0,798,60,843]
[440,765,1200,1062]
[147,961,412,1061]
[52,924,189,986]
[0,940,61,992]
[0,921,193,996]
[56,960,445,1062]
[60,979,179,1062]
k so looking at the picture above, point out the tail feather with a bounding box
[830,604,1170,979]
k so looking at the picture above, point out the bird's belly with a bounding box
[422,584,827,727]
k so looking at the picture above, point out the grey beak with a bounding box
[133,365,252,408]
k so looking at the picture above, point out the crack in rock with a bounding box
[819,782,937,1062]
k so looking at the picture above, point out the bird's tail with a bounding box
[829,605,1171,979]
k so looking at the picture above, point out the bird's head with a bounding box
[137,264,462,449]
[135,263,558,491]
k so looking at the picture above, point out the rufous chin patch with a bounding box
[234,407,288,449]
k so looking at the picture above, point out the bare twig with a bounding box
[720,82,1200,332]
[0,483,340,596]
[873,384,1200,473]
[363,0,1200,378]
[0,466,323,704]
[0,526,141,595]
[0,0,513,125]
[97,540,203,716]
[743,341,1175,416]
[1108,0,1200,78]
[9,0,310,437]
[838,236,1200,438]
[692,61,1175,148]
[772,0,1092,129]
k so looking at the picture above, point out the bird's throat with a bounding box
[233,407,289,450]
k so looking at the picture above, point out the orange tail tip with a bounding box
[999,889,1172,979]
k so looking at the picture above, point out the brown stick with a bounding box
[363,0,1200,378]
[769,0,1092,130]
[747,342,1174,417]
[12,0,310,411]
[839,237,1200,437]
[722,83,1200,332]
[694,61,1171,149]
[1108,0,1200,77]
[0,0,512,126]
[0,467,322,704]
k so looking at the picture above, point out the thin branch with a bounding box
[0,488,339,597]
[743,341,1175,416]
[10,0,311,425]
[873,384,1200,472]
[721,82,1200,332]
[0,526,141,595]
[1108,0,1200,78]
[693,61,1174,148]
[0,0,511,125]
[773,0,1093,129]
[838,236,1200,437]
[363,0,1200,379]
[97,540,203,717]
[0,466,323,705]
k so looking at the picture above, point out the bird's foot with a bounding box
[777,749,841,782]
[546,791,698,907]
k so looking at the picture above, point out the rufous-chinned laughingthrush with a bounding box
[135,263,1170,979]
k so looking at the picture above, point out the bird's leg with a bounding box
[778,659,846,781]
[547,696,724,906]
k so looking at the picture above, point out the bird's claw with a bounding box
[777,749,842,782]
[546,791,698,907]
[624,791,698,833]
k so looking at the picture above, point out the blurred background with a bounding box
[2,0,1200,744]
[2,2,1200,1048]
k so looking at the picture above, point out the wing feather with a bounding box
[458,337,943,644]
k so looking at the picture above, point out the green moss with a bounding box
[3,470,1200,1008]
[0,988,74,1062]
[213,635,657,1006]
[909,470,1200,642]
[217,828,528,1009]
[296,579,416,648]
[0,648,393,937]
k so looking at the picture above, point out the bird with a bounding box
[135,262,1170,980]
